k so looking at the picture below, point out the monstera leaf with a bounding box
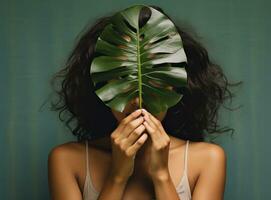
[90,4,188,114]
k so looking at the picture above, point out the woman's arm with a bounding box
[98,109,149,199]
[48,147,82,200]
[152,171,181,200]
[47,144,133,200]
[96,173,128,200]
[152,144,226,200]
[192,144,227,200]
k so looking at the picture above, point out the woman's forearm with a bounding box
[152,171,181,200]
[97,173,128,200]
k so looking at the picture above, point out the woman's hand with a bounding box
[141,109,171,180]
[109,109,149,183]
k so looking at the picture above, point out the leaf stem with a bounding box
[137,29,142,109]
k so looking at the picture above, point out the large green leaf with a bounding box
[90,4,188,114]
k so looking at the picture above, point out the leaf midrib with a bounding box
[137,29,142,109]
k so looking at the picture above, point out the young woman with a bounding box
[47,4,240,200]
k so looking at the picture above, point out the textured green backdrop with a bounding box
[1,0,270,199]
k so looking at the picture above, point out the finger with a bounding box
[121,109,143,127]
[113,109,143,139]
[143,109,165,136]
[147,112,165,136]
[142,110,156,129]
[143,120,159,141]
[118,115,144,140]
[126,133,148,156]
[123,124,146,147]
[148,112,162,128]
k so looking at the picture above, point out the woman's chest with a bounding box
[75,142,199,198]
[78,171,156,200]
[121,176,156,200]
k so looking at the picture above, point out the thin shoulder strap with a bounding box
[184,140,189,173]
[85,140,90,176]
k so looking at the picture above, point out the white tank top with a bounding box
[83,140,192,200]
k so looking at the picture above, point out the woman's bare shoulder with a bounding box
[48,140,111,165]
[189,140,225,152]
[190,141,226,156]
[173,138,225,154]
[48,141,84,158]
[189,140,226,170]
[48,141,84,172]
[187,141,226,197]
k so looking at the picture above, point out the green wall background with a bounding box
[1,0,270,199]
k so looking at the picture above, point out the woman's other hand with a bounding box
[109,109,148,183]
[141,109,171,181]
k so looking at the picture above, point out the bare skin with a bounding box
[48,96,226,200]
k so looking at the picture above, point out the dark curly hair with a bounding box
[45,5,242,143]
